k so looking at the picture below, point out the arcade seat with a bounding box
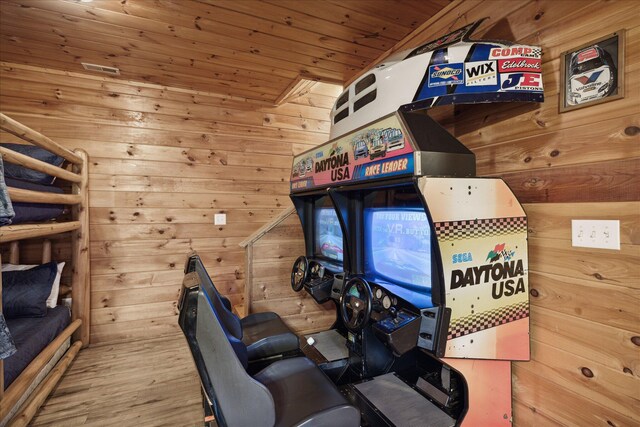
[240,311,300,360]
[178,263,360,427]
[185,253,300,362]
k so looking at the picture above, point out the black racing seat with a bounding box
[241,311,299,360]
[178,259,360,427]
[185,253,299,361]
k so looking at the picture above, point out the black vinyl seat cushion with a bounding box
[255,356,360,427]
[241,312,300,360]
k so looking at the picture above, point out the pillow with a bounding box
[2,262,65,308]
[2,262,58,318]
[1,143,64,184]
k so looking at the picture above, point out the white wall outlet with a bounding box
[214,213,227,225]
[571,220,620,250]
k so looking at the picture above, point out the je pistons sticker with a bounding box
[428,63,464,87]
[500,72,543,91]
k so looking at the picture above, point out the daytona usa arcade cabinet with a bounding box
[289,20,542,426]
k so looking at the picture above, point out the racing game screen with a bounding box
[314,200,344,263]
[365,208,432,289]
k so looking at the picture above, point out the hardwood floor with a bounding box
[30,334,203,426]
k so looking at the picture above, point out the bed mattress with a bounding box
[4,306,71,388]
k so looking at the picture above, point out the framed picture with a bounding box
[559,30,625,113]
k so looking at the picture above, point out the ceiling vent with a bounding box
[81,62,120,75]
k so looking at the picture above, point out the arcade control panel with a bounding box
[370,285,449,357]
[304,260,345,304]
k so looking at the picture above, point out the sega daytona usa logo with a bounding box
[450,243,526,300]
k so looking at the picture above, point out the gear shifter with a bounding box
[389,307,399,324]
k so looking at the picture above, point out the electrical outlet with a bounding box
[571,220,620,250]
[214,213,226,225]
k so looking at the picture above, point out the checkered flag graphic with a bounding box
[434,216,527,242]
[447,300,530,340]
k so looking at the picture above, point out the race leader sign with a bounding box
[290,114,415,192]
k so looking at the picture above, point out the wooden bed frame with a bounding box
[0,113,90,427]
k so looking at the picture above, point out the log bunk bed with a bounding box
[0,113,90,427]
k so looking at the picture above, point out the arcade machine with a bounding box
[289,168,352,380]
[289,19,543,426]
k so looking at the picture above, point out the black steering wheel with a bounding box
[340,277,373,332]
[291,256,309,292]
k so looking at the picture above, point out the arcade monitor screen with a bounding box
[314,197,344,263]
[364,188,433,294]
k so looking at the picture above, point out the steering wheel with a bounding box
[340,277,373,332]
[291,256,309,292]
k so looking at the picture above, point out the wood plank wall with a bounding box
[246,212,336,336]
[0,1,638,425]
[0,62,340,345]
[395,1,639,426]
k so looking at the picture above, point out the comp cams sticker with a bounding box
[490,45,542,59]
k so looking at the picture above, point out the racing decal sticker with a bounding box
[577,47,599,63]
[290,114,414,191]
[490,45,542,59]
[415,42,543,105]
[497,58,541,73]
[568,68,612,104]
[500,72,543,91]
[575,70,604,85]
[464,61,497,86]
[428,63,465,87]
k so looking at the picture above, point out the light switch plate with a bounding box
[571,220,620,250]
[214,213,226,225]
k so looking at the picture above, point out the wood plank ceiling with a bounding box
[0,0,451,103]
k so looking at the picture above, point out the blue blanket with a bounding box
[0,313,17,359]
[4,306,70,387]
[0,156,16,225]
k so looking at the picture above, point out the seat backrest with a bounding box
[193,255,243,340]
[195,288,276,427]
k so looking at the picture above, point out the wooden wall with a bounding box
[1,0,638,425]
[243,211,336,336]
[0,62,340,345]
[382,1,639,426]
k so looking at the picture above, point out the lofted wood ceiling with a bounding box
[0,0,451,104]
